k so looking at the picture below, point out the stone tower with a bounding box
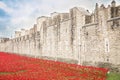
[111,0,116,7]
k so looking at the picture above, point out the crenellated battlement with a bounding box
[0,0,120,68]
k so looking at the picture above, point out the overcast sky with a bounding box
[0,0,120,38]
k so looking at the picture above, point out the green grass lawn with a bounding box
[107,72,120,80]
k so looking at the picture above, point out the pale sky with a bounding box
[0,0,120,38]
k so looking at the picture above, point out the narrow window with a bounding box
[105,38,110,53]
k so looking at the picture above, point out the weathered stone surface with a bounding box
[0,1,120,69]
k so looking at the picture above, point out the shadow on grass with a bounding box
[107,72,120,80]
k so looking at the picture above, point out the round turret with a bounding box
[111,0,116,7]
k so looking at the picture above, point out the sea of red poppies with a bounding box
[0,52,108,80]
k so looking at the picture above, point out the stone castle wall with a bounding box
[0,1,120,67]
